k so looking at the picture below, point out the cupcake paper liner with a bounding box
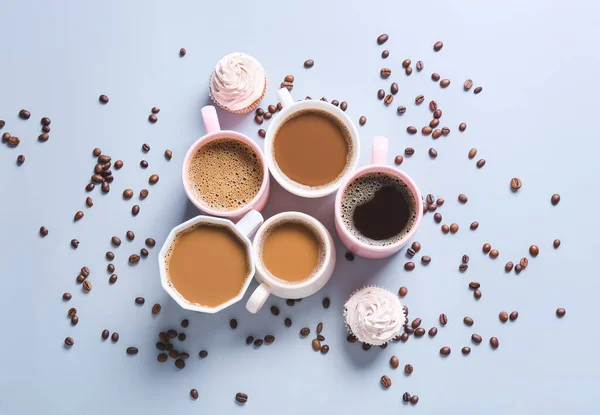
[343,284,406,346]
[209,76,267,115]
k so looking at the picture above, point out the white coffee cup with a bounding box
[263,88,360,198]
[246,211,336,313]
[158,210,263,313]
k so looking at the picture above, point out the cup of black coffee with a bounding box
[334,136,423,258]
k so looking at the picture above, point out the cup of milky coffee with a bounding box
[182,106,270,221]
[158,210,263,313]
[263,88,360,198]
[334,136,424,259]
[245,212,336,313]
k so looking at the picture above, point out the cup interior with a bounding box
[335,165,423,251]
[158,215,255,313]
[182,131,269,217]
[264,101,360,198]
[253,212,331,289]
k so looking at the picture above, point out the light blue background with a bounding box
[1,0,599,413]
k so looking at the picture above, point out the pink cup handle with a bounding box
[371,136,388,164]
[201,106,220,134]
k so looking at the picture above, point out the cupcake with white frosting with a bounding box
[209,52,266,114]
[343,286,406,346]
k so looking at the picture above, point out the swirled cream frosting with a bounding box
[344,287,405,345]
[210,53,265,111]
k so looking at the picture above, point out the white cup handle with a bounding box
[235,210,263,238]
[278,88,294,108]
[246,283,271,313]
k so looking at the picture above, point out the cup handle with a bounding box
[235,210,263,238]
[246,283,271,313]
[201,106,220,134]
[371,136,388,165]
[277,88,294,109]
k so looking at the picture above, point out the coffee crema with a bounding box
[165,223,250,307]
[273,109,353,188]
[188,138,263,212]
[259,219,325,284]
[341,172,416,246]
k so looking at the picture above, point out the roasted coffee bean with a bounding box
[510,311,519,321]
[553,239,561,249]
[62,292,72,301]
[404,147,415,156]
[189,389,199,400]
[112,236,121,246]
[390,82,399,95]
[433,41,444,51]
[99,94,109,104]
[429,118,439,128]
[316,322,323,334]
[149,174,159,184]
[440,79,451,88]
[277,102,282,111]
[174,359,185,369]
[82,281,92,292]
[7,136,20,146]
[92,148,102,157]
[403,392,411,403]
[311,339,321,351]
[81,266,90,277]
[476,159,486,168]
[139,160,148,168]
[68,307,77,317]
[269,305,280,316]
[482,243,492,254]
[152,303,161,315]
[0,120,4,129]
[245,336,255,345]
[505,261,514,272]
[404,261,415,271]
[499,311,509,322]
[381,50,389,58]
[556,307,566,317]
[199,350,208,358]
[76,275,85,283]
[529,245,539,256]
[386,356,399,369]
[109,274,117,284]
[148,114,158,123]
[404,325,414,335]
[178,47,186,57]
[135,297,145,305]
[450,223,459,233]
[19,109,31,120]
[510,178,522,191]
[467,149,478,160]
[396,106,407,115]
[441,224,450,234]
[396,286,408,298]
[411,318,422,329]
[474,86,483,94]
[415,95,425,104]
[414,328,425,337]
[440,346,451,356]
[461,346,471,355]
[139,248,148,257]
[406,248,416,258]
[463,316,474,326]
[131,205,140,216]
[416,60,424,71]
[428,148,438,158]
[402,59,411,68]
[40,226,49,237]
[235,392,248,404]
[551,194,561,205]
[322,297,331,309]
[490,249,499,258]
[392,155,404,166]
[358,116,367,126]
[428,101,438,112]
[468,282,480,290]
[380,375,392,388]
[422,126,432,135]
[380,68,392,78]
[467,222,478,232]
[299,327,311,337]
[471,333,482,344]
[167,330,177,338]
[377,34,389,44]
[432,212,442,223]
[406,126,418,135]
[101,329,110,340]
[474,289,482,299]
[430,129,441,139]
[70,315,79,325]
[464,79,474,90]
[111,332,119,342]
[228,319,238,329]
[2,132,10,142]
[421,255,431,265]
[405,66,413,75]
[515,264,523,274]
[459,264,468,272]
[490,337,499,349]
[139,189,149,200]
[35,132,50,142]
[429,327,438,337]
[439,313,448,326]
[107,264,115,272]
[124,230,134,241]
[122,189,134,200]
[404,364,414,375]
[384,94,393,104]
[263,112,272,120]
[456,194,468,205]
[409,241,421,252]
[264,335,275,344]
[345,252,355,261]
[64,337,74,347]
[433,109,443,120]
[362,342,372,351]
[377,89,385,99]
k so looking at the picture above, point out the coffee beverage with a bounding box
[165,222,250,307]
[273,110,353,187]
[341,172,417,246]
[187,138,263,211]
[258,219,325,283]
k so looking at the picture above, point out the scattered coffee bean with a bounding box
[396,106,407,115]
[482,243,492,254]
[322,297,330,309]
[515,264,523,274]
[235,392,248,404]
[109,274,117,284]
[18,109,31,120]
[510,177,522,191]
[377,89,385,99]
[509,311,519,321]
[462,346,471,355]
[422,126,432,135]
[123,189,134,200]
[245,336,254,345]
[229,319,238,329]
[68,307,77,317]
[404,147,415,156]
[148,114,158,123]
[152,303,161,315]
[76,275,85,283]
[458,194,468,203]
[300,327,310,337]
[380,375,392,388]
[499,311,509,322]
[431,73,441,82]
[124,231,134,241]
[384,94,393,104]
[403,392,411,403]
[459,264,468,272]
[415,95,425,105]
[416,60,424,71]
[64,337,74,347]
[199,350,208,358]
[190,389,198,400]
[463,316,474,326]
[381,50,389,58]
[402,59,411,68]
[433,41,444,51]
[107,264,115,273]
[135,297,145,305]
[471,334,482,344]
[431,129,442,139]
[470,221,479,230]
[40,226,49,237]
[439,314,448,326]
[359,116,367,126]
[441,224,450,234]
[404,261,415,271]
[450,223,459,233]
[551,194,561,205]
[405,67,413,75]
[476,159,486,168]
[101,330,109,340]
[257,129,266,138]
[556,308,566,317]
[111,332,119,342]
[429,327,438,337]
[111,236,121,246]
[429,118,439,128]
[404,364,414,375]
[411,318,421,329]
[474,86,483,94]
[99,95,109,104]
[392,155,404,166]
[0,120,4,129]
[490,337,499,349]
[15,154,25,165]
[474,289,482,299]
[126,347,139,356]
[311,339,321,351]
[377,34,389,45]
[380,68,392,78]
[139,189,149,200]
[407,248,415,258]
[463,79,474,90]
[149,174,159,184]
[530,245,539,256]
[440,346,451,356]
[82,281,92,292]
[362,343,372,351]
[319,344,329,354]
[345,252,355,261]
[440,79,450,88]
[140,160,148,168]
[263,112,272,119]
[490,249,499,258]
[131,205,140,216]
[284,317,292,328]
[316,322,323,334]
[62,292,72,301]
[505,261,514,272]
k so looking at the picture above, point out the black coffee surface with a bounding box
[353,185,411,240]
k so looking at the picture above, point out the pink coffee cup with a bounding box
[334,136,423,259]
[182,106,270,221]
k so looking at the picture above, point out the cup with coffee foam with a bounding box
[182,105,270,221]
[158,210,263,313]
[263,88,360,198]
[246,212,336,313]
[334,136,423,259]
